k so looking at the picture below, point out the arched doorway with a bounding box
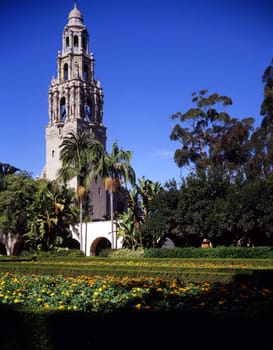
[162,237,175,248]
[64,237,80,250]
[90,237,111,256]
[0,243,7,255]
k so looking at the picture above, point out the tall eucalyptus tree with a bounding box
[170,90,254,180]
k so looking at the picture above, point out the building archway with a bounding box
[0,242,7,255]
[90,237,111,256]
[162,237,175,248]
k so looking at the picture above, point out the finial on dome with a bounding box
[68,1,84,26]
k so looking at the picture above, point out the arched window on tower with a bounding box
[60,97,66,121]
[85,97,92,122]
[82,37,86,51]
[66,37,69,48]
[83,64,89,81]
[64,63,68,80]
[74,36,79,48]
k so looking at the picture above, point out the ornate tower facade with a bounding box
[42,3,108,220]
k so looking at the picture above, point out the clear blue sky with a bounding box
[1,0,273,186]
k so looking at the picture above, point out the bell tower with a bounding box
[42,3,108,220]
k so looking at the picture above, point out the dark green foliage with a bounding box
[0,162,19,191]
[140,180,180,248]
[24,179,77,251]
[143,246,273,259]
[0,173,37,254]
[0,304,272,350]
[170,90,254,177]
[142,171,273,247]
[176,170,233,246]
[156,73,273,248]
[0,173,36,235]
[0,170,78,254]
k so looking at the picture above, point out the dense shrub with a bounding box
[98,248,144,258]
[1,304,272,350]
[143,246,273,259]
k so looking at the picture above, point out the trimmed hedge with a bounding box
[0,256,272,286]
[143,246,273,259]
[0,304,272,350]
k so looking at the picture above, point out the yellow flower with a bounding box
[262,288,272,296]
[170,281,177,288]
[135,303,142,309]
[14,298,20,303]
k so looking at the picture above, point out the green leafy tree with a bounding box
[260,59,273,131]
[0,172,36,255]
[171,169,237,247]
[117,208,139,249]
[136,176,162,222]
[25,180,77,251]
[0,162,19,190]
[248,59,273,179]
[120,186,143,247]
[140,179,180,248]
[229,178,273,246]
[117,177,163,249]
[170,90,254,179]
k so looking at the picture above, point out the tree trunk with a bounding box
[80,199,83,252]
[105,177,120,250]
[110,190,115,249]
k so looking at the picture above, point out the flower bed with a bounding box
[0,272,272,314]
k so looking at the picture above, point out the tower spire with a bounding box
[44,2,107,220]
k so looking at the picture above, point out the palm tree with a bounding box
[117,208,139,249]
[57,128,104,252]
[119,177,162,249]
[137,176,162,221]
[98,141,136,249]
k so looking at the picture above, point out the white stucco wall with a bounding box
[70,220,123,256]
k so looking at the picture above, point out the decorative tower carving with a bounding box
[42,3,108,220]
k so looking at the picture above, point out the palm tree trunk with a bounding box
[80,199,83,252]
[85,221,88,255]
[110,190,115,249]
